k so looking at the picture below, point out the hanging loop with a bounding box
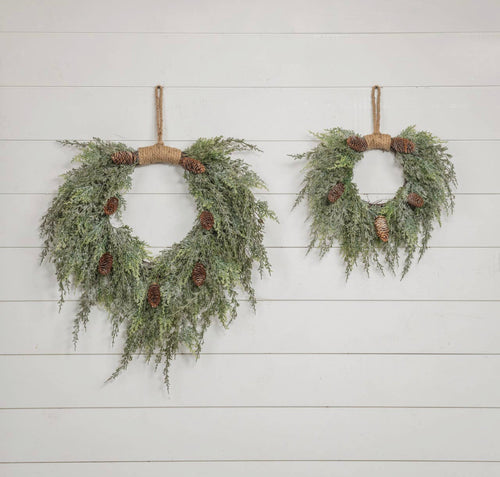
[346,85,415,154]
[371,85,381,134]
[364,85,391,150]
[137,85,182,165]
[155,85,164,145]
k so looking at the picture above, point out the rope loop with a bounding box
[136,85,183,165]
[371,85,381,134]
[155,85,164,145]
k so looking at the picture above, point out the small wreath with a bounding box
[294,86,456,277]
[40,87,275,386]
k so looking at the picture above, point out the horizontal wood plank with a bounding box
[2,248,499,301]
[2,354,500,407]
[1,408,500,461]
[1,0,499,33]
[2,461,500,477]
[255,248,500,300]
[1,300,498,355]
[1,33,498,86]
[0,87,498,141]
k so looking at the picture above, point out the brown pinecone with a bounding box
[181,156,206,174]
[199,210,214,230]
[147,283,161,308]
[391,137,415,154]
[407,192,424,208]
[111,150,137,165]
[374,216,389,242]
[327,182,345,204]
[192,262,206,287]
[347,136,368,152]
[103,197,119,215]
[98,252,113,275]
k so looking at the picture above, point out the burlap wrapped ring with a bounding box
[364,133,392,151]
[137,143,182,165]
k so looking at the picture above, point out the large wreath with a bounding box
[40,137,275,385]
[294,125,456,277]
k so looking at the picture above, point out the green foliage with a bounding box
[294,127,456,277]
[40,137,276,386]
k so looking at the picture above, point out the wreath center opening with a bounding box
[351,149,404,204]
[110,167,197,258]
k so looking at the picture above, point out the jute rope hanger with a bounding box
[346,85,415,154]
[371,85,382,134]
[110,85,206,173]
[365,85,392,151]
[137,85,183,166]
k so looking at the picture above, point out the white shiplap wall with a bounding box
[1,1,500,475]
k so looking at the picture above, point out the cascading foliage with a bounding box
[294,126,456,277]
[40,137,276,386]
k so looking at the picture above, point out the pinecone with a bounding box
[407,192,424,208]
[347,136,368,152]
[327,182,345,204]
[391,137,415,154]
[192,262,206,287]
[147,283,161,308]
[103,197,119,215]
[111,150,138,165]
[181,156,206,174]
[98,252,113,275]
[374,216,389,242]
[199,211,214,230]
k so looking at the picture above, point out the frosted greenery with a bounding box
[294,126,456,277]
[40,137,276,386]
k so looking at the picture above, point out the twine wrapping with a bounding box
[137,85,183,165]
[364,132,392,151]
[138,143,182,165]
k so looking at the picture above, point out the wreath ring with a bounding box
[295,86,456,277]
[40,86,276,386]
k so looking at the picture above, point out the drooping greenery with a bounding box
[40,137,276,386]
[294,126,456,277]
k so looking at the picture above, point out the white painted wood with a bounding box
[254,248,500,300]
[1,408,500,461]
[2,354,500,408]
[1,0,499,472]
[2,33,499,86]
[0,87,498,141]
[2,301,499,355]
[1,193,495,247]
[0,140,496,194]
[1,0,499,33]
[2,248,499,301]
[2,462,500,477]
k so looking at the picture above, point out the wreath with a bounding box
[294,86,456,277]
[40,87,276,386]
